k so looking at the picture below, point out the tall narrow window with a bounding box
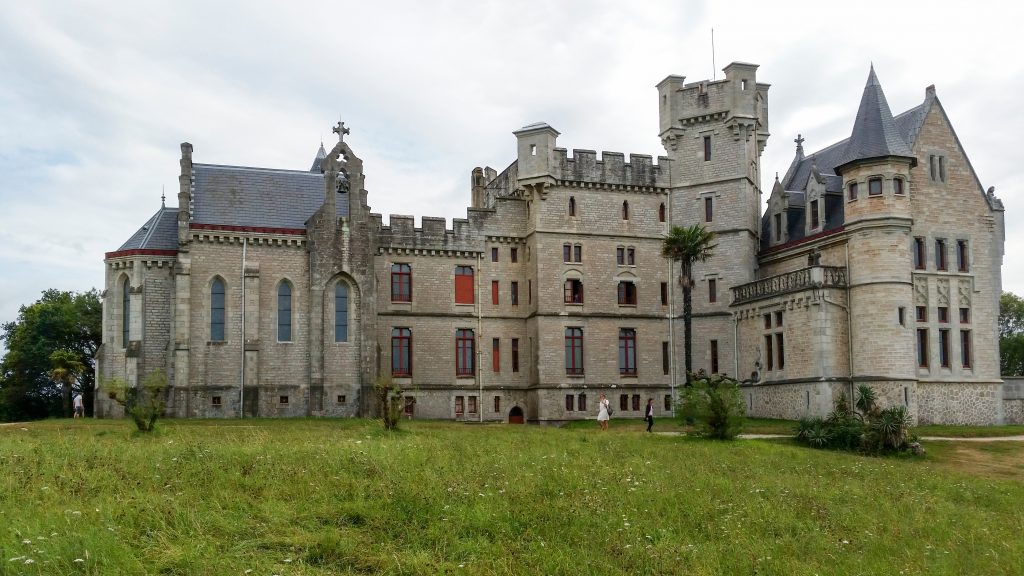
[573,245,582,263]
[765,334,774,371]
[710,340,719,374]
[704,197,713,222]
[661,282,668,305]
[510,247,518,263]
[935,239,947,271]
[563,244,572,262]
[617,282,636,305]
[961,330,972,368]
[620,395,628,411]
[848,182,858,201]
[703,136,712,161]
[939,329,950,368]
[894,178,905,195]
[939,156,946,182]
[391,328,412,376]
[491,280,499,305]
[913,238,925,270]
[468,396,478,414]
[494,396,501,413]
[565,327,584,375]
[491,247,498,262]
[956,240,969,272]
[455,266,474,304]
[616,247,625,265]
[122,277,131,347]
[528,280,532,305]
[455,396,464,416]
[211,278,225,342]
[511,338,520,372]
[456,328,475,376]
[916,306,927,322]
[868,177,883,196]
[511,281,519,306]
[619,328,637,376]
[492,338,500,373]
[774,213,782,241]
[959,308,970,324]
[632,394,641,411]
[578,393,587,411]
[775,333,785,370]
[929,155,937,182]
[659,203,666,222]
[622,201,629,220]
[938,307,949,323]
[564,279,584,304]
[276,282,292,340]
[565,394,575,411]
[917,328,929,368]
[569,196,576,217]
[335,283,349,342]
[810,200,819,228]
[709,279,717,303]
[627,247,635,266]
[662,341,670,375]
[391,264,412,302]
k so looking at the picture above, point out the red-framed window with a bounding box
[491,280,499,305]
[391,263,412,302]
[391,327,412,376]
[956,240,969,272]
[619,328,637,376]
[935,239,947,271]
[468,396,477,414]
[959,308,970,323]
[913,238,925,270]
[492,338,500,373]
[565,327,584,375]
[456,328,475,376]
[455,266,474,304]
[938,306,949,323]
[916,306,927,322]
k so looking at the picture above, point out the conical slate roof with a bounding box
[839,65,914,169]
[310,143,327,173]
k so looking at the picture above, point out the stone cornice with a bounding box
[378,247,482,258]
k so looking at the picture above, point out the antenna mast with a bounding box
[711,28,716,80]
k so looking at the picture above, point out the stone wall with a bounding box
[917,381,1002,425]
[1003,377,1024,424]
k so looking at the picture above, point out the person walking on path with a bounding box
[644,398,655,432]
[73,393,84,418]
[597,394,610,430]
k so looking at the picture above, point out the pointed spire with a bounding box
[310,142,328,173]
[161,185,166,207]
[839,65,914,170]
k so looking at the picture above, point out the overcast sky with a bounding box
[1,1,1021,355]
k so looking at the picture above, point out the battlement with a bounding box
[552,149,671,188]
[373,211,491,254]
[657,61,769,138]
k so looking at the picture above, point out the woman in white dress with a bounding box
[597,393,610,430]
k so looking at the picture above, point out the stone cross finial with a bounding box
[333,121,350,142]
[161,186,166,207]
[794,134,805,150]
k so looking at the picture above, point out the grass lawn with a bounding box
[1,418,1022,575]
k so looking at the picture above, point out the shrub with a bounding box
[794,386,917,456]
[105,369,167,433]
[374,375,404,431]
[677,372,745,439]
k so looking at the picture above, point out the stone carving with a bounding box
[958,279,971,306]
[914,277,928,304]
[937,279,950,306]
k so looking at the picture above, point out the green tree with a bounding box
[48,349,84,418]
[662,224,716,383]
[676,371,745,439]
[1000,291,1024,376]
[0,289,101,421]
[106,370,167,432]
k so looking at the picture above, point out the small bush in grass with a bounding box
[374,375,404,431]
[677,371,745,439]
[104,369,167,433]
[794,386,918,455]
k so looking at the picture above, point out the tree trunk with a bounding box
[683,285,693,385]
[62,382,72,417]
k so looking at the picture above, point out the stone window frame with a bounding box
[893,177,906,195]
[329,275,355,344]
[868,176,884,196]
[847,181,858,202]
[564,326,584,376]
[935,238,948,271]
[929,154,947,184]
[568,196,577,217]
[617,280,637,306]
[912,237,926,270]
[916,328,929,368]
[938,328,951,369]
[563,269,584,305]
[390,263,412,303]
[956,239,969,272]
[391,327,412,377]
[119,273,131,348]
[960,330,973,369]
[455,328,475,377]
[658,202,666,223]
[621,201,630,220]
[619,328,637,376]
[763,309,785,372]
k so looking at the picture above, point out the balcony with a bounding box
[731,266,847,305]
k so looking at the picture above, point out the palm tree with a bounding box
[49,349,84,418]
[662,224,716,384]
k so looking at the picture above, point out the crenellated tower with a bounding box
[657,62,770,377]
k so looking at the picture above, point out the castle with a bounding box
[96,62,1015,425]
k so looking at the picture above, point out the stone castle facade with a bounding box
[96,62,1012,424]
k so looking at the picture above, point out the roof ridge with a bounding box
[194,163,324,176]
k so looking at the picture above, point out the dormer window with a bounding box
[868,178,883,196]
[848,182,858,201]
[773,213,782,242]
[810,200,819,229]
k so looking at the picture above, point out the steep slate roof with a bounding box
[117,207,178,251]
[837,65,915,168]
[310,143,327,173]
[191,163,348,229]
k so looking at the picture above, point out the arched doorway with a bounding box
[508,406,524,424]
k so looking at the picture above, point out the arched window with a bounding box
[622,201,629,220]
[211,278,225,342]
[659,203,666,222]
[121,276,130,347]
[335,283,349,342]
[391,263,412,302]
[278,281,292,342]
[569,196,576,217]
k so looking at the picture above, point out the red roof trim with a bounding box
[105,249,178,259]
[760,225,846,256]
[189,223,307,235]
